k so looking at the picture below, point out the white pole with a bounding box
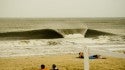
[84,46,89,70]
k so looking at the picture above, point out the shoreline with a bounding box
[0,54,125,70]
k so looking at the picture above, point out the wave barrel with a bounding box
[0,20,88,39]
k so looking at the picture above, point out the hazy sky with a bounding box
[0,0,125,18]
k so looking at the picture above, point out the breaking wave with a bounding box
[0,29,86,40]
[0,28,119,40]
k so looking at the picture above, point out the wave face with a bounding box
[85,29,115,38]
[0,28,87,40]
[0,29,63,39]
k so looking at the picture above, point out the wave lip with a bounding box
[57,29,87,38]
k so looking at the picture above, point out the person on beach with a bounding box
[79,52,84,58]
[51,64,59,70]
[89,55,101,59]
[89,54,106,59]
[40,64,49,70]
[78,52,105,59]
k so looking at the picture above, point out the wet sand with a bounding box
[0,54,125,70]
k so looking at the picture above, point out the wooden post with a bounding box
[84,46,89,70]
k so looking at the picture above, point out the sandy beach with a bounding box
[0,54,125,70]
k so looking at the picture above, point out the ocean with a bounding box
[0,18,125,57]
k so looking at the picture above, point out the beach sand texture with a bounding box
[0,54,125,70]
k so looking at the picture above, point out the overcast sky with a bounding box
[0,0,125,18]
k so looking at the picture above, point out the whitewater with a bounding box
[0,35,125,57]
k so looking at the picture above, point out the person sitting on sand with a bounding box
[79,52,84,58]
[51,64,59,70]
[40,64,48,70]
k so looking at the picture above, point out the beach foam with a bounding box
[0,35,125,57]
